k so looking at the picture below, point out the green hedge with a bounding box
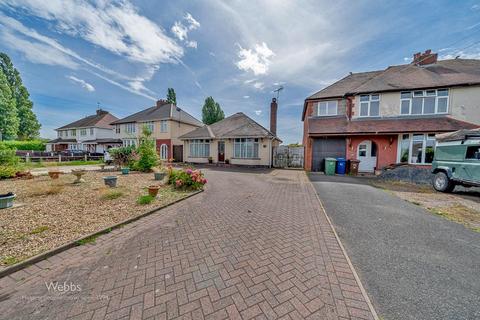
[0,140,46,151]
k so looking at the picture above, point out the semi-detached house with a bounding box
[302,50,480,172]
[111,100,203,162]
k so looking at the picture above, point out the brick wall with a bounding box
[346,135,398,170]
[156,139,172,159]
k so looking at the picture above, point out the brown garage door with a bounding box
[312,137,346,172]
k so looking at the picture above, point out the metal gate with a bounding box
[273,146,304,168]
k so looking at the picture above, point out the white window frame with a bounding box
[189,139,210,158]
[233,138,259,159]
[400,89,449,115]
[115,125,120,134]
[160,144,168,160]
[123,139,136,147]
[90,127,94,135]
[316,101,338,116]
[125,123,136,134]
[80,128,87,136]
[70,129,76,136]
[160,120,168,133]
[358,94,380,117]
[396,133,436,165]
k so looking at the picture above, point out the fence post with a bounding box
[59,154,62,162]
[85,154,88,162]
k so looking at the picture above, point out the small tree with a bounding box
[166,88,177,105]
[202,96,225,125]
[109,146,137,168]
[135,125,158,172]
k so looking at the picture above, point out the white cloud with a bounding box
[254,110,262,115]
[67,75,95,92]
[243,95,250,99]
[236,42,275,75]
[253,82,264,90]
[2,0,183,65]
[171,12,200,49]
[440,50,480,60]
[472,4,480,10]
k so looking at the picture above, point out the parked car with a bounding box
[431,129,480,192]
[61,149,87,156]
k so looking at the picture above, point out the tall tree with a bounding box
[166,88,177,105]
[202,96,225,125]
[0,71,18,140]
[0,53,41,139]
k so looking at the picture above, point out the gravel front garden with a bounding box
[0,171,195,268]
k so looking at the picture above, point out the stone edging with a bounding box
[0,189,204,279]
[307,179,380,320]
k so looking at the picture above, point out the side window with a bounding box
[466,146,480,160]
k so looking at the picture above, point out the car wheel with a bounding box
[433,172,455,193]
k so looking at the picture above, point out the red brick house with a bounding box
[302,50,480,172]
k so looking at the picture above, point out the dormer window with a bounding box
[359,94,380,117]
[316,101,337,116]
[400,89,448,115]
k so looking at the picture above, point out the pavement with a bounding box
[309,173,480,320]
[0,169,375,320]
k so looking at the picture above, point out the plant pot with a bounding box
[0,192,16,209]
[103,176,118,188]
[71,170,86,184]
[121,168,130,175]
[48,171,63,179]
[154,172,166,181]
[225,159,230,164]
[148,185,160,197]
[208,159,213,164]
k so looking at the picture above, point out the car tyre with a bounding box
[433,171,455,193]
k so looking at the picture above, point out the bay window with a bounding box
[80,128,87,136]
[359,94,380,117]
[160,120,168,133]
[189,139,210,157]
[125,123,136,133]
[233,138,259,158]
[316,101,337,116]
[399,133,436,164]
[400,89,448,115]
[143,121,154,133]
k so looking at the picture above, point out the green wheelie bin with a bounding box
[325,158,337,175]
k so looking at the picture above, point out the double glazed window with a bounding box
[399,133,436,164]
[115,125,120,134]
[189,139,210,157]
[123,139,136,147]
[70,129,76,136]
[125,123,136,133]
[160,120,168,133]
[400,89,448,115]
[234,138,259,158]
[90,128,94,135]
[80,128,87,136]
[143,121,154,133]
[359,94,380,117]
[316,101,337,116]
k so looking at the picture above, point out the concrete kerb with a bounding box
[0,189,203,279]
[307,178,380,320]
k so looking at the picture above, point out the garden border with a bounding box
[0,189,203,279]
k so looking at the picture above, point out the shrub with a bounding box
[134,126,158,172]
[0,149,19,166]
[101,190,124,200]
[137,195,155,205]
[0,140,46,151]
[168,168,207,190]
[0,165,18,179]
[109,146,137,168]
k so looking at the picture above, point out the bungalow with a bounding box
[46,109,122,153]
[179,100,282,167]
[302,50,480,172]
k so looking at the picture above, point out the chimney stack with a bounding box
[412,49,437,65]
[270,97,278,135]
[156,99,168,107]
[96,109,107,116]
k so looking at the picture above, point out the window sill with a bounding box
[188,156,210,159]
[231,157,261,160]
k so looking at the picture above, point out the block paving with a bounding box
[0,169,374,319]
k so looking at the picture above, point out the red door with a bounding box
[218,141,225,162]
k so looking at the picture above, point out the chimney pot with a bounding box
[270,98,278,135]
[156,99,168,107]
[412,49,437,65]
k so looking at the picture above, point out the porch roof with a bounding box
[307,116,479,136]
[47,138,77,144]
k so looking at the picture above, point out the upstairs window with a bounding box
[80,128,87,136]
[359,94,380,117]
[70,129,76,136]
[144,121,154,133]
[125,123,136,134]
[316,101,337,116]
[160,120,168,133]
[400,89,449,115]
[115,125,120,134]
[58,131,63,137]
[90,128,94,135]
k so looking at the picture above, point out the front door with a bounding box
[218,141,225,162]
[358,140,377,173]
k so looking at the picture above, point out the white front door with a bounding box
[358,140,377,173]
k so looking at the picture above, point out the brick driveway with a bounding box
[0,169,375,320]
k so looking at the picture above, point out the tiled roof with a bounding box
[179,112,281,141]
[307,116,479,136]
[47,138,77,143]
[81,138,123,144]
[307,59,480,101]
[111,102,203,127]
[57,110,118,130]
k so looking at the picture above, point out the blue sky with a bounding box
[1,0,480,143]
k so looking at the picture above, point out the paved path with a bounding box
[309,173,480,320]
[0,169,374,320]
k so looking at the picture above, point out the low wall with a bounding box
[380,165,433,184]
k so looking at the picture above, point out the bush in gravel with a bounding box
[0,148,22,179]
[133,126,158,172]
[109,146,137,168]
[137,194,155,205]
[101,190,124,200]
[168,168,207,190]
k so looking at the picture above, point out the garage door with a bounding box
[312,137,346,172]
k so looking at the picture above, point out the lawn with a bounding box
[0,171,195,268]
[371,180,480,232]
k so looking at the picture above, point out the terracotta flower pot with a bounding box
[148,185,160,197]
[48,171,63,179]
